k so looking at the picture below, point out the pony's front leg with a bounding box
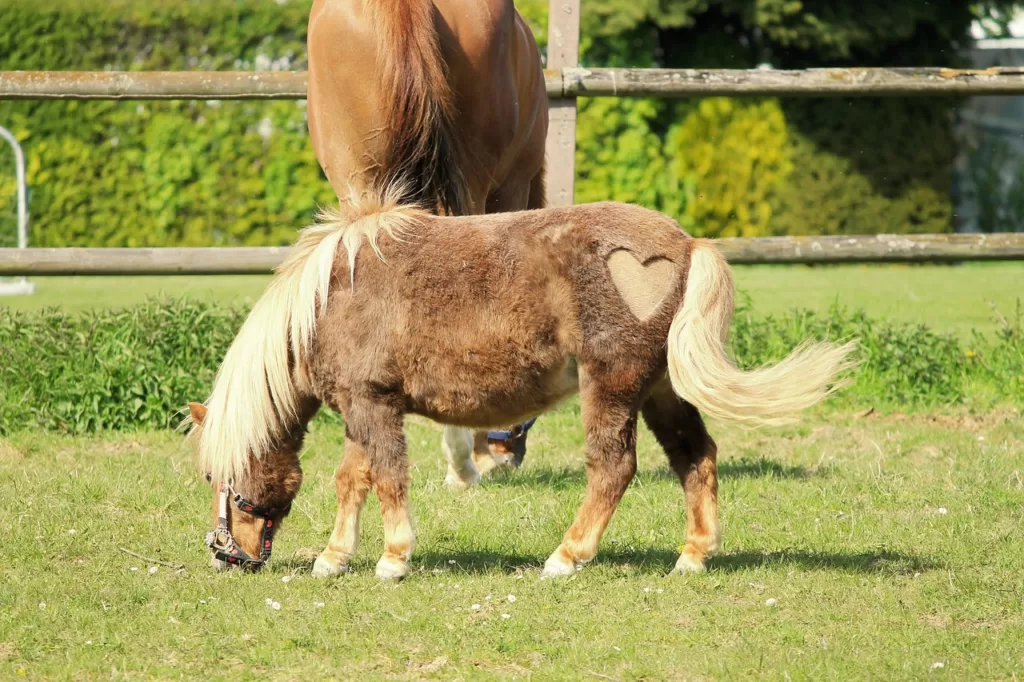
[349,396,416,580]
[312,437,372,577]
[541,389,638,578]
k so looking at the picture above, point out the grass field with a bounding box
[2,402,1023,680]
[4,262,1023,337]
[2,261,1022,679]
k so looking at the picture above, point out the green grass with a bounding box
[2,403,1023,680]
[6,262,1022,337]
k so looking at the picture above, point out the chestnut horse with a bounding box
[306,0,549,485]
[186,192,856,578]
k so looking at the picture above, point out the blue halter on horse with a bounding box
[487,417,538,443]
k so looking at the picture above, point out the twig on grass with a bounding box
[119,547,186,570]
[587,673,622,682]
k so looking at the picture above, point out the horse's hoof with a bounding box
[375,555,411,581]
[540,553,579,580]
[670,552,706,575]
[312,555,349,578]
[443,470,479,490]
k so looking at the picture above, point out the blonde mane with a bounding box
[189,185,424,485]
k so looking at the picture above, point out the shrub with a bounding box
[1,297,1021,435]
[0,0,1002,246]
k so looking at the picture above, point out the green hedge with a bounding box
[0,0,977,245]
[2,297,1021,434]
[0,0,332,248]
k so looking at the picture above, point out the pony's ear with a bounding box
[188,402,208,425]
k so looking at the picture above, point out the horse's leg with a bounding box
[348,396,416,580]
[312,437,372,577]
[442,425,480,489]
[541,380,638,578]
[641,380,721,574]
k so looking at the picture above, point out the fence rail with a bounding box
[6,67,1024,101]
[3,234,1022,276]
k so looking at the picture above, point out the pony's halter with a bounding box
[204,473,291,570]
[487,417,537,444]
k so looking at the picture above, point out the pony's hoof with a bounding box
[311,555,349,578]
[444,470,480,491]
[670,552,707,575]
[375,555,411,581]
[540,553,579,580]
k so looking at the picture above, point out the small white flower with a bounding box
[471,604,481,611]
[85,640,92,645]
[129,567,139,572]
[765,598,778,607]
[281,575,292,583]
[643,587,651,593]
[501,613,511,620]
[507,594,517,603]
[314,602,325,608]
[485,594,492,600]
[931,662,945,670]
[148,566,158,575]
[433,568,443,574]
[271,601,281,611]
[38,602,46,610]
[448,559,456,565]
[68,529,77,536]
[199,600,207,605]
[937,507,948,515]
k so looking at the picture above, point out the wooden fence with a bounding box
[2,0,1024,272]
[2,234,1022,276]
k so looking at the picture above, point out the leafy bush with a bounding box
[0,299,245,433]
[0,0,1012,245]
[730,294,1024,408]
[1,297,1021,435]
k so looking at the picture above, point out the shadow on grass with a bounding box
[487,456,816,490]
[711,549,938,575]
[268,547,937,577]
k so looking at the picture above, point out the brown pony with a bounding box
[186,192,856,578]
[306,0,549,484]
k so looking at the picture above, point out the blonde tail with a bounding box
[666,239,858,427]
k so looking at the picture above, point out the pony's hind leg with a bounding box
[641,380,721,574]
[348,395,416,580]
[541,383,638,578]
[312,437,372,577]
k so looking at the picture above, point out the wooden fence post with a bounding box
[544,0,580,207]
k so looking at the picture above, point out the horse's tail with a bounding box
[190,187,423,485]
[665,239,858,427]
[371,0,470,216]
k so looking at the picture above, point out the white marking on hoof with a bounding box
[311,555,349,578]
[671,552,707,575]
[540,552,579,580]
[375,555,411,581]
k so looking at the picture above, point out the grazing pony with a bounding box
[186,193,856,578]
[306,0,549,484]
